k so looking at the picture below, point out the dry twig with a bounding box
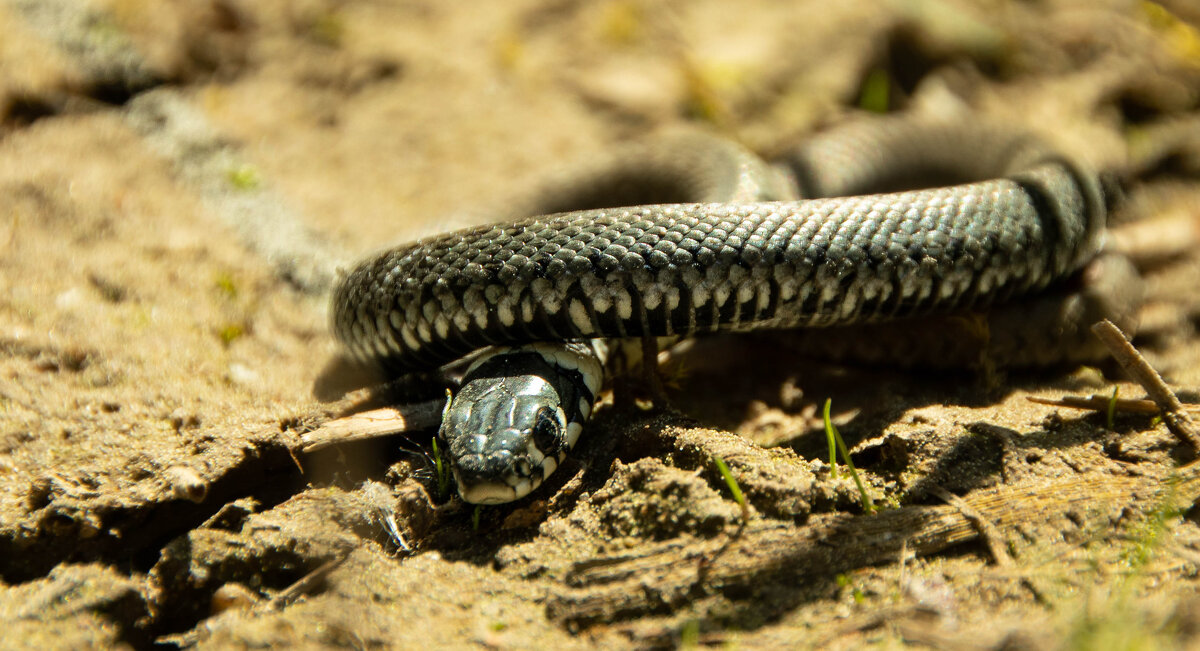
[298,402,444,454]
[1091,319,1200,450]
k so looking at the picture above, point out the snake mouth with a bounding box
[458,479,525,505]
[459,479,530,505]
[451,449,556,505]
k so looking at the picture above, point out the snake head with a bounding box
[438,348,592,504]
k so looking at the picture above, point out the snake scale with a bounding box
[324,115,1126,504]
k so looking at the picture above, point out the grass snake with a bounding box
[323,115,1127,504]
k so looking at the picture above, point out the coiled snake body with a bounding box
[327,116,1125,504]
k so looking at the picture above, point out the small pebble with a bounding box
[211,583,261,614]
[166,465,207,503]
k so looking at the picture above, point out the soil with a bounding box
[3,0,1200,648]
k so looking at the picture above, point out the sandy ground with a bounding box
[3,0,1200,648]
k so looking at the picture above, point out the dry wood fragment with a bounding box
[1027,394,1164,414]
[267,554,349,610]
[929,486,1012,567]
[298,402,444,453]
[1091,319,1200,450]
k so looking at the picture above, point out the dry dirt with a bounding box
[3,0,1200,649]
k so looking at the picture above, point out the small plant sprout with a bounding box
[825,398,876,513]
[713,456,749,523]
[430,436,449,500]
[836,573,866,603]
[824,398,839,478]
[431,388,453,499]
[679,619,701,649]
[858,68,890,113]
[226,163,261,191]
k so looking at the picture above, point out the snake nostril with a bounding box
[516,460,532,477]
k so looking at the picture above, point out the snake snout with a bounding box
[457,429,534,474]
[449,428,546,504]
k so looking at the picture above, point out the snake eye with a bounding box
[531,407,562,454]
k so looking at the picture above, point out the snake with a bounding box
[323,115,1130,505]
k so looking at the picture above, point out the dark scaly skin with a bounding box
[330,121,1107,378]
[322,116,1132,504]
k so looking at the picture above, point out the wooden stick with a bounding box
[299,401,444,454]
[1091,319,1200,451]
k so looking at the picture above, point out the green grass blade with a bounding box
[823,398,839,479]
[858,68,890,113]
[826,398,876,513]
[430,436,449,500]
[713,456,750,523]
